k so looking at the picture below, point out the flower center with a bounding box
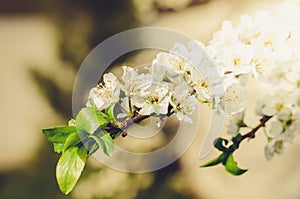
[274,140,283,154]
[148,96,159,104]
[233,58,241,67]
[264,40,272,47]
[276,103,283,111]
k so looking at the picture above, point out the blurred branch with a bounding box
[30,68,72,119]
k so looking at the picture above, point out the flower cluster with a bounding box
[207,1,300,82]
[257,90,300,160]
[207,0,300,160]
[87,42,214,123]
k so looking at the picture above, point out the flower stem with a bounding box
[231,115,273,151]
[107,104,175,138]
[241,115,272,140]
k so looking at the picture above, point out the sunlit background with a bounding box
[2,0,300,199]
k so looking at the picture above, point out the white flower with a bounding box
[215,83,246,115]
[256,90,293,116]
[151,52,187,84]
[87,73,120,110]
[264,138,284,161]
[282,129,295,143]
[257,90,299,146]
[269,121,283,137]
[120,66,152,98]
[170,82,198,123]
[189,67,211,102]
[207,3,300,89]
[169,42,190,61]
[277,108,292,120]
[291,111,300,134]
[273,110,299,142]
[171,41,206,67]
[207,20,257,78]
[266,65,291,86]
[134,83,171,115]
[117,97,132,119]
[228,111,245,135]
[290,89,300,108]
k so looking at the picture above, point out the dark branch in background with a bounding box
[30,69,72,119]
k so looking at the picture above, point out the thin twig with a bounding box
[231,115,273,151]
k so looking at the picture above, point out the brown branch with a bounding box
[241,115,272,140]
[107,104,174,138]
[231,115,273,151]
[106,114,153,138]
[118,114,151,129]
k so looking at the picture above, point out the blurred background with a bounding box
[2,0,300,199]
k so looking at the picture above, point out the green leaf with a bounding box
[105,104,115,120]
[88,98,97,109]
[53,143,64,153]
[89,99,111,120]
[214,138,229,152]
[200,153,227,167]
[90,130,114,156]
[76,107,109,135]
[43,126,77,143]
[63,132,81,152]
[87,143,99,156]
[68,119,76,126]
[56,146,87,194]
[225,154,248,176]
[232,133,242,145]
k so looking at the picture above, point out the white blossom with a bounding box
[265,138,284,161]
[120,66,152,99]
[151,52,187,84]
[269,121,283,137]
[215,83,246,115]
[255,90,293,116]
[134,83,171,115]
[87,73,120,110]
[227,111,245,135]
[117,97,132,119]
[170,82,198,123]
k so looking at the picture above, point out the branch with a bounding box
[241,115,272,140]
[231,115,273,151]
[201,115,273,175]
[107,104,174,138]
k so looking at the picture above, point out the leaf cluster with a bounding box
[42,103,115,194]
[200,136,247,176]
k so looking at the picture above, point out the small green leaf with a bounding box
[90,99,111,120]
[90,130,114,156]
[225,154,248,176]
[68,119,76,126]
[200,153,227,167]
[88,98,97,109]
[63,132,81,152]
[43,126,77,143]
[56,146,87,194]
[232,133,242,145]
[105,104,115,120]
[53,143,64,153]
[87,143,99,156]
[214,138,229,152]
[76,107,109,135]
